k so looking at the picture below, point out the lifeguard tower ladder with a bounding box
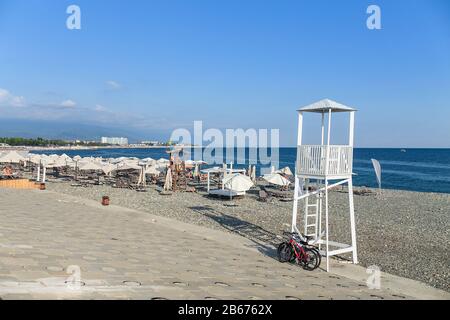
[291,99,357,272]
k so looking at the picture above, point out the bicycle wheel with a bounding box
[277,242,294,263]
[300,247,321,271]
[309,247,322,269]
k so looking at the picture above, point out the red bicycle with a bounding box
[277,232,321,271]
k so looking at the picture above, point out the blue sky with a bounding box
[0,0,449,147]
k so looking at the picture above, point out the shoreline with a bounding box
[0,145,169,151]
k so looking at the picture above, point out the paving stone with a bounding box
[0,189,420,299]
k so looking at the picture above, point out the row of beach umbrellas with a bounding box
[0,150,294,188]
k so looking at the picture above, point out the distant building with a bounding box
[101,137,129,145]
[141,140,160,146]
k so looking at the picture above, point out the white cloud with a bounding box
[0,88,26,107]
[106,80,121,90]
[60,99,77,108]
[95,104,107,112]
[0,87,173,131]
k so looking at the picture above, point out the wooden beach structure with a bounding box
[291,99,357,272]
[0,178,44,190]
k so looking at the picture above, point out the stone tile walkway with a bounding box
[0,189,428,299]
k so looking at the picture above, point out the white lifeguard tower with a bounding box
[291,99,357,272]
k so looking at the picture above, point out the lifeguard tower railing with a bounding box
[296,145,353,178]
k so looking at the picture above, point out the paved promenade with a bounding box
[0,189,447,299]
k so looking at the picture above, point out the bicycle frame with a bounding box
[288,238,308,262]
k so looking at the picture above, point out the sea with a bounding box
[33,148,450,194]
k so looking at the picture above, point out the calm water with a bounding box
[34,148,450,194]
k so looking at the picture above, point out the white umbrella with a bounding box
[184,159,195,167]
[28,154,42,164]
[263,172,290,186]
[137,166,147,187]
[145,165,160,175]
[222,173,254,192]
[78,162,104,171]
[0,151,27,163]
[251,165,257,183]
[45,159,68,168]
[276,166,293,176]
[113,162,141,171]
[157,158,170,164]
[163,168,172,191]
[101,163,117,175]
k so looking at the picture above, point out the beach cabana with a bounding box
[223,173,253,191]
[202,164,248,199]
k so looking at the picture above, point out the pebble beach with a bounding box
[46,180,450,292]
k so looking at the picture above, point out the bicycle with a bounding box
[277,232,321,271]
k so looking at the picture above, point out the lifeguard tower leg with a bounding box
[325,180,330,272]
[291,176,299,232]
[348,179,358,264]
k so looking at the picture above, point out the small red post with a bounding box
[102,196,110,206]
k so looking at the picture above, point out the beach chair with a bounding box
[258,189,270,202]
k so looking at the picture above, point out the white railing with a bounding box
[296,145,353,177]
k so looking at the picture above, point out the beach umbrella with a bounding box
[114,162,141,171]
[222,173,254,192]
[157,158,170,163]
[251,165,257,183]
[45,159,68,168]
[110,156,131,163]
[101,163,117,175]
[193,163,199,177]
[28,154,42,164]
[81,156,96,162]
[163,167,172,191]
[73,155,82,161]
[145,165,160,175]
[263,172,290,186]
[78,161,104,171]
[0,151,27,163]
[137,166,147,187]
[184,159,195,167]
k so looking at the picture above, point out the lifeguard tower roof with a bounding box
[298,99,356,113]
